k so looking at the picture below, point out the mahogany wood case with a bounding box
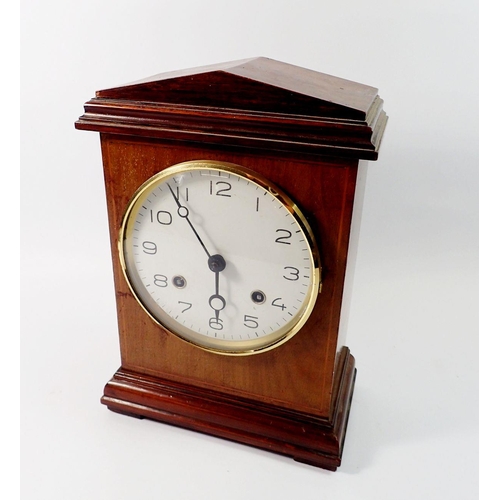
[75,57,387,471]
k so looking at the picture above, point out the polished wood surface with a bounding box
[76,57,387,160]
[95,57,378,119]
[102,347,355,471]
[75,58,387,470]
[99,136,357,417]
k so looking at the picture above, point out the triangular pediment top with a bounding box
[95,57,379,121]
[77,58,388,160]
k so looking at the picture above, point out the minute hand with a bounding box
[167,183,211,259]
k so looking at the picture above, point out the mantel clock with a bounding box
[75,57,387,470]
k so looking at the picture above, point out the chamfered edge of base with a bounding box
[101,347,356,471]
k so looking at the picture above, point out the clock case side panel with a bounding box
[98,134,359,420]
[337,160,368,348]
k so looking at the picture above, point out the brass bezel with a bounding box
[118,160,321,356]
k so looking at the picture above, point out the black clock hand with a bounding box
[167,183,228,320]
[167,183,211,259]
[208,254,227,320]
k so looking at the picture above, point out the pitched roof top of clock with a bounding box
[76,57,387,160]
[95,57,379,121]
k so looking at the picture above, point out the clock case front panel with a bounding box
[75,58,387,470]
[100,137,358,469]
[102,136,356,412]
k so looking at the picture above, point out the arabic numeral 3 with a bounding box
[283,266,300,281]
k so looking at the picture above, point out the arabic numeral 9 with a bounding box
[142,241,157,254]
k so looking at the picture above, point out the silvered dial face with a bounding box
[119,160,320,355]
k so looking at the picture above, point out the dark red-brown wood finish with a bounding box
[75,57,387,471]
[77,57,387,161]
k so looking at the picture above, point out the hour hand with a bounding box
[208,254,227,319]
[209,289,226,320]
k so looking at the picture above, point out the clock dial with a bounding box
[119,160,321,355]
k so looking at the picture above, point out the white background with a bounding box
[20,1,479,499]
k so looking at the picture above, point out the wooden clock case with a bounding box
[75,57,387,471]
